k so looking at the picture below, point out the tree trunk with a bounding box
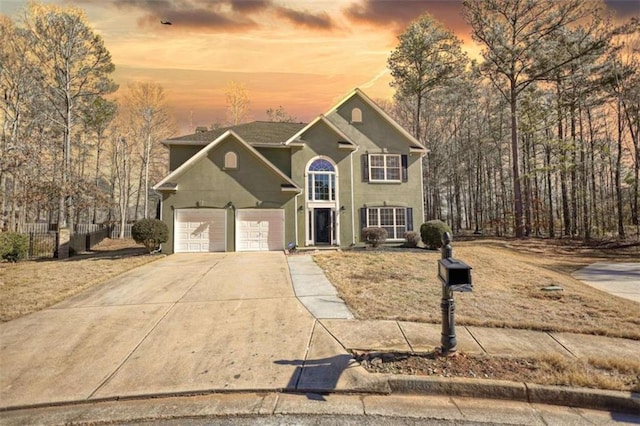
[570,106,578,236]
[578,103,590,241]
[523,133,532,236]
[134,156,145,221]
[557,88,571,236]
[65,92,74,234]
[622,100,639,228]
[143,133,151,219]
[587,108,600,237]
[93,133,102,224]
[615,98,625,238]
[510,81,524,237]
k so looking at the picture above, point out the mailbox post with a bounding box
[437,232,472,354]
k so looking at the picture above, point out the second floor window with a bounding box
[369,154,401,182]
[307,158,336,201]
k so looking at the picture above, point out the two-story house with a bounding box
[153,88,427,253]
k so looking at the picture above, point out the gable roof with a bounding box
[164,121,307,147]
[284,115,356,149]
[153,130,301,192]
[326,88,428,153]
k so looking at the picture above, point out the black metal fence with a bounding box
[26,232,57,259]
[22,224,114,260]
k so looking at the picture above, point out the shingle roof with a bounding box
[165,121,307,146]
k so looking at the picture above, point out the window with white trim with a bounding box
[369,154,401,182]
[365,207,411,240]
[307,158,336,201]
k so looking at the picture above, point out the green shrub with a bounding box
[0,232,28,262]
[403,231,420,248]
[420,220,452,249]
[132,219,168,253]
[362,227,388,248]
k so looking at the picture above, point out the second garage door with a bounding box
[175,208,226,253]
[236,209,285,252]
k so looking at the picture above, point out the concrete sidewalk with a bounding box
[287,255,354,319]
[289,255,639,361]
[286,254,640,414]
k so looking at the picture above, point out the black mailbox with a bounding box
[438,258,472,292]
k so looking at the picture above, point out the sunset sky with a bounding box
[2,0,638,134]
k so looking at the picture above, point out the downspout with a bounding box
[158,195,163,252]
[420,152,426,226]
[350,144,360,245]
[294,191,301,248]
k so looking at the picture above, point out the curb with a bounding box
[383,374,640,414]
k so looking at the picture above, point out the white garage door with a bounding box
[236,209,285,252]
[175,209,226,253]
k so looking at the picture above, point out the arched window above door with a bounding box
[309,158,335,172]
[307,158,336,201]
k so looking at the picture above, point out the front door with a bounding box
[314,208,331,244]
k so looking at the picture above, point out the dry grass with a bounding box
[313,239,640,340]
[359,351,640,392]
[0,239,162,322]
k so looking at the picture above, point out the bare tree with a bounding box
[463,0,608,237]
[121,82,172,220]
[22,3,117,232]
[266,106,297,122]
[225,81,250,126]
[0,16,37,231]
[80,97,117,223]
[111,131,133,239]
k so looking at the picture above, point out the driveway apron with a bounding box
[0,253,333,409]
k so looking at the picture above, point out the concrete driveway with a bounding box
[0,253,375,410]
[572,262,640,303]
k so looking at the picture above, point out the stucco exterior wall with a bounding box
[327,96,425,238]
[169,145,203,171]
[290,121,355,247]
[160,136,296,253]
[255,147,292,177]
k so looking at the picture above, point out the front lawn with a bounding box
[0,239,161,322]
[313,239,640,340]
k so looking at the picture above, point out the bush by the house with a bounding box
[132,219,168,253]
[403,231,420,248]
[420,220,452,249]
[362,227,388,248]
[0,232,28,262]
